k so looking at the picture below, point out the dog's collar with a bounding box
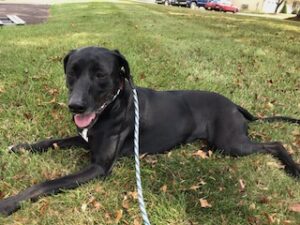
[78,88,122,142]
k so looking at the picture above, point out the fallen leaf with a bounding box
[160,184,167,193]
[219,186,225,191]
[192,150,208,159]
[45,87,59,96]
[259,196,271,204]
[57,102,67,108]
[128,191,138,200]
[266,161,284,169]
[0,191,5,199]
[144,155,158,166]
[190,185,201,191]
[134,217,142,225]
[52,143,60,150]
[263,212,275,224]
[291,129,300,136]
[92,201,102,210]
[87,196,102,210]
[115,210,123,223]
[94,185,103,193]
[266,102,274,109]
[122,196,130,210]
[23,112,33,120]
[288,203,300,213]
[39,199,49,215]
[49,97,56,104]
[247,216,260,224]
[249,203,256,210]
[284,144,295,155]
[199,198,212,208]
[81,203,87,212]
[105,212,112,223]
[239,179,246,192]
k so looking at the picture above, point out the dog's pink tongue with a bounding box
[74,113,96,128]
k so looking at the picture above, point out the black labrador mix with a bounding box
[0,46,299,216]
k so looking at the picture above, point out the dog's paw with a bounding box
[286,163,300,178]
[8,143,31,153]
[0,197,20,216]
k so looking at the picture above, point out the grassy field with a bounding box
[0,2,299,224]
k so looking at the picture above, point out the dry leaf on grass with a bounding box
[81,203,87,212]
[122,196,130,210]
[160,184,167,193]
[190,185,201,191]
[134,217,142,225]
[52,143,60,150]
[39,199,49,215]
[238,179,246,192]
[128,191,138,200]
[283,220,294,224]
[247,216,260,224]
[199,198,212,208]
[249,203,256,210]
[266,161,284,169]
[192,150,208,159]
[115,209,123,223]
[263,212,275,224]
[258,196,271,204]
[288,203,300,213]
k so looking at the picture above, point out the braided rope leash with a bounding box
[132,88,151,225]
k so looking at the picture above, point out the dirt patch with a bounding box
[0,4,50,24]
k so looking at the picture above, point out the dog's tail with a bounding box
[237,105,300,125]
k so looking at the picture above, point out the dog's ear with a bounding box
[63,50,76,74]
[113,49,131,80]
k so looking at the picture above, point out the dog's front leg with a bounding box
[0,163,105,216]
[9,135,89,153]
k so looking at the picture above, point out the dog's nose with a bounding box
[68,101,87,113]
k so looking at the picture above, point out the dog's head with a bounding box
[63,46,130,128]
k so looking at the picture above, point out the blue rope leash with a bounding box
[132,88,151,225]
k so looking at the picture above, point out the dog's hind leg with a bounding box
[255,142,300,177]
[216,139,300,178]
[9,136,89,153]
[208,111,300,177]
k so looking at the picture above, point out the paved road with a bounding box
[0,3,49,24]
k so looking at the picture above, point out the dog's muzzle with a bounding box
[73,89,121,129]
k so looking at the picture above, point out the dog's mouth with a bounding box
[74,112,96,128]
[72,89,122,129]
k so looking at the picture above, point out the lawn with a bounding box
[0,1,299,224]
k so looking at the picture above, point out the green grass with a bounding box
[0,2,300,224]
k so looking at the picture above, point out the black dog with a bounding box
[0,46,299,216]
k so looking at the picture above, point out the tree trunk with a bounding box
[274,0,285,13]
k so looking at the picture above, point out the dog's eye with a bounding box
[95,73,106,80]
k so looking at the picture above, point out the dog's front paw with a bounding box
[0,197,20,216]
[8,143,31,153]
